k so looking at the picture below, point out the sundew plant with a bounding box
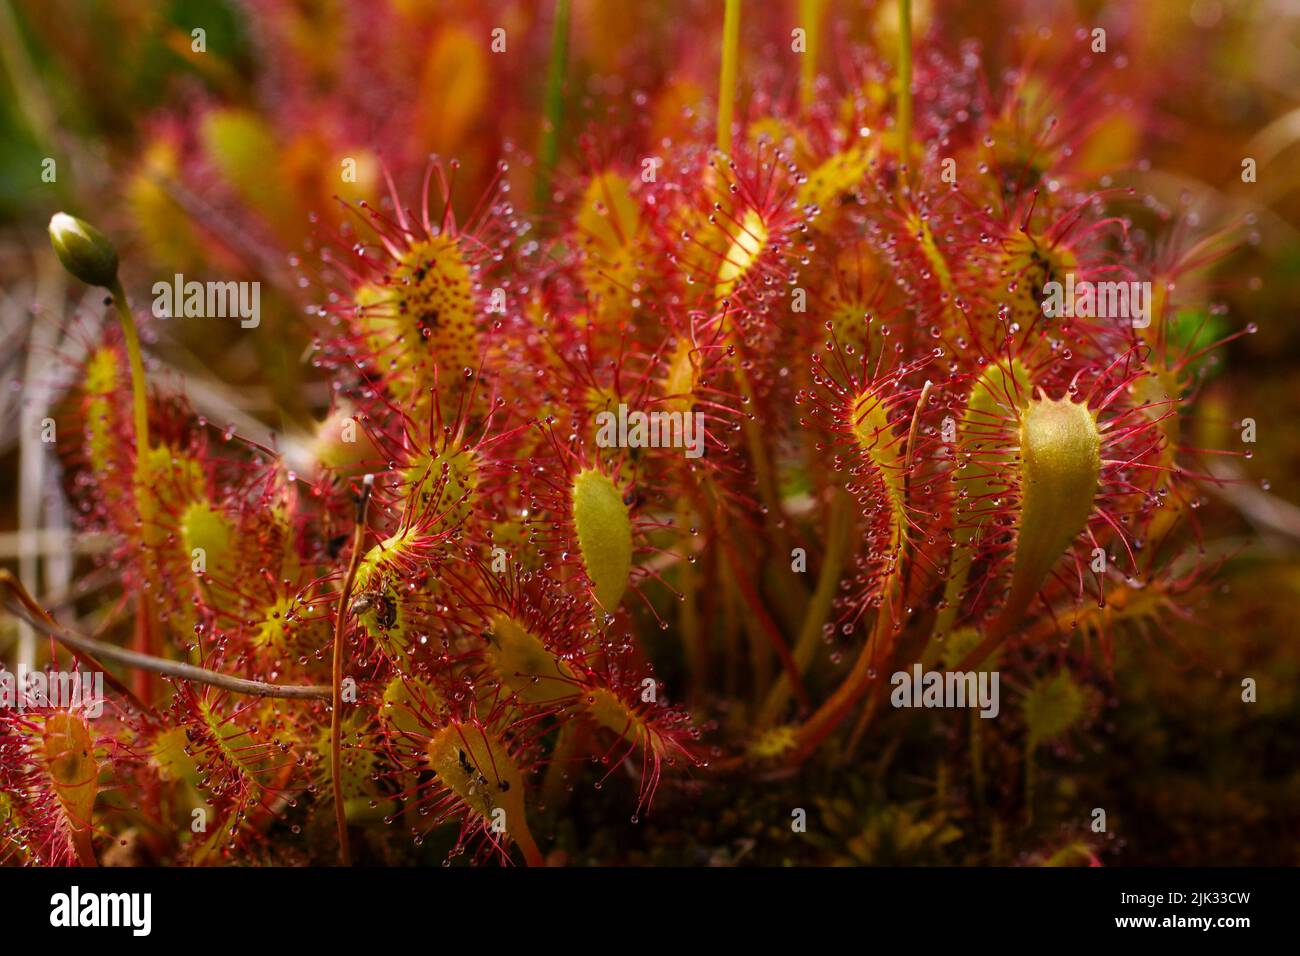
[1,0,1296,868]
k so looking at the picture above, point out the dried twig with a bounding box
[331,474,374,866]
[1,571,330,703]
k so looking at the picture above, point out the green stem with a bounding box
[331,477,373,866]
[897,0,912,175]
[716,509,807,710]
[536,0,570,209]
[108,279,149,475]
[109,278,158,702]
[971,708,986,813]
[0,0,58,159]
[798,0,824,115]
[717,0,741,153]
[728,339,800,573]
[1024,742,1036,827]
[676,498,705,693]
[759,488,851,724]
[541,721,586,811]
[790,596,893,764]
[721,555,741,717]
[934,547,971,638]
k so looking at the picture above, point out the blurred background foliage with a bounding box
[1,0,1298,864]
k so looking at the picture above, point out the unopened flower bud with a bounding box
[48,212,119,288]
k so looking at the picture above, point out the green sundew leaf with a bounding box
[958,359,1033,532]
[42,713,98,863]
[315,716,392,823]
[1042,841,1099,867]
[1023,670,1085,749]
[850,390,906,552]
[778,463,813,500]
[44,713,97,829]
[150,726,203,788]
[571,468,632,611]
[936,361,1035,636]
[486,614,578,705]
[999,396,1100,629]
[180,499,234,576]
[380,676,443,737]
[714,209,769,301]
[426,725,533,850]
[939,627,992,671]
